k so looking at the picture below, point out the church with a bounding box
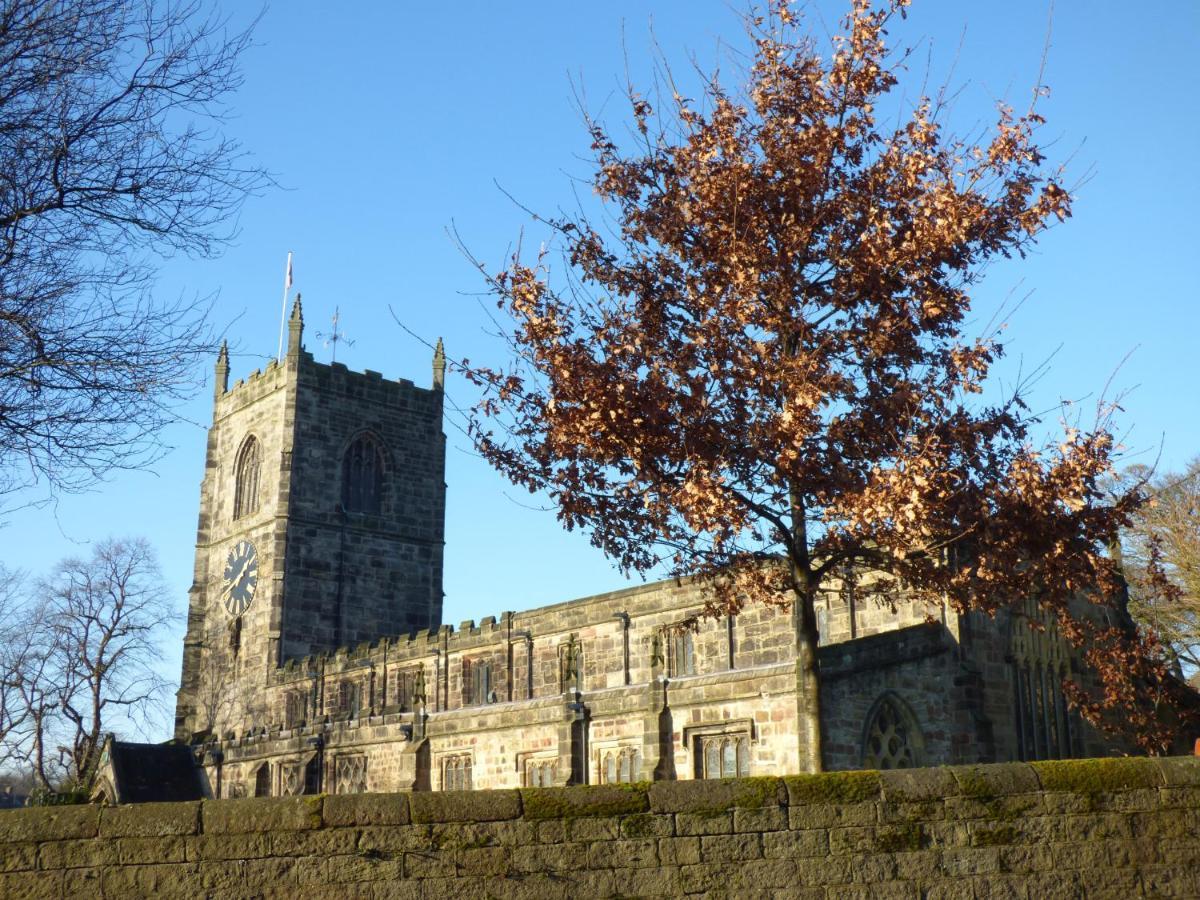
[171,297,1133,800]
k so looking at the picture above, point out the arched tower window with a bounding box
[341,433,384,514]
[233,436,261,519]
[862,693,925,770]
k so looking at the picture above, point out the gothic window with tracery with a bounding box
[341,433,384,514]
[234,436,261,519]
[335,754,367,794]
[697,734,750,779]
[862,694,924,769]
[1010,600,1075,761]
[443,755,473,791]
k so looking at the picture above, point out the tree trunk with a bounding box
[789,484,824,773]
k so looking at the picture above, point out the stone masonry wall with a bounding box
[3,757,1197,899]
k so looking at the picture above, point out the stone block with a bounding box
[880,766,959,802]
[620,812,675,839]
[192,831,272,860]
[892,849,941,880]
[877,798,944,824]
[939,846,1001,877]
[1158,785,1200,809]
[201,796,323,834]
[509,841,583,874]
[785,770,882,806]
[117,835,188,864]
[455,845,512,876]
[271,827,360,857]
[535,819,566,844]
[649,776,785,813]
[565,816,620,842]
[62,866,101,898]
[1154,756,1200,786]
[1031,757,1162,795]
[950,762,1039,800]
[410,789,521,823]
[607,864,685,897]
[323,792,410,826]
[403,848,458,878]
[700,832,762,862]
[586,837,658,869]
[0,868,63,900]
[761,828,829,858]
[657,836,701,866]
[676,810,733,835]
[325,852,405,882]
[100,801,200,837]
[788,802,877,829]
[966,874,1029,900]
[997,843,1055,874]
[36,838,118,869]
[791,855,856,887]
[357,824,432,855]
[826,884,915,900]
[522,784,648,819]
[0,842,36,873]
[0,805,99,843]
[103,861,199,898]
[733,805,787,833]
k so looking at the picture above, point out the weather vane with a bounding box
[316,306,354,363]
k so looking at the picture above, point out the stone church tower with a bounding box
[174,297,446,742]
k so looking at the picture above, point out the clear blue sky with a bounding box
[2,1,1197,740]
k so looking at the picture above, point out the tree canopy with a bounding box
[464,0,1193,763]
[1120,459,1200,677]
[0,0,266,501]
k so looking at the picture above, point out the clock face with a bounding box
[222,539,259,616]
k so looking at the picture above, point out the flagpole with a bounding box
[277,251,293,363]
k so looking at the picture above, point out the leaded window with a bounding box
[253,763,271,797]
[671,630,695,677]
[284,691,305,730]
[862,694,924,769]
[525,758,557,788]
[598,747,639,784]
[335,754,367,794]
[341,433,383,514]
[463,658,492,706]
[697,734,750,779]
[443,755,473,791]
[336,679,362,718]
[234,436,261,519]
[394,667,423,712]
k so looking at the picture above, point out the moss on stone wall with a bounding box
[785,769,882,804]
[1,758,1196,899]
[1032,757,1161,795]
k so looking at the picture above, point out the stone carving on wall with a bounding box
[559,633,582,692]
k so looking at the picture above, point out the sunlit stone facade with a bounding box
[175,306,1132,799]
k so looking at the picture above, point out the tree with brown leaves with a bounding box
[465,0,1188,768]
